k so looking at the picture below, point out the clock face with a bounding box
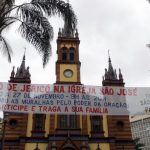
[63,69,73,78]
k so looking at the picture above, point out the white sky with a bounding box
[1,0,150,87]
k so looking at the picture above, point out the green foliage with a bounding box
[0,0,77,67]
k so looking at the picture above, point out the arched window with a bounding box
[69,47,75,62]
[60,115,68,128]
[91,116,100,132]
[60,115,77,129]
[34,114,45,131]
[90,116,104,137]
[32,114,46,137]
[62,47,67,61]
[70,115,77,128]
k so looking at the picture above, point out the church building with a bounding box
[1,29,135,150]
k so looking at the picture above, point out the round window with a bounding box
[9,119,17,128]
[116,121,124,129]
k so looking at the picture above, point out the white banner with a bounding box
[0,82,149,115]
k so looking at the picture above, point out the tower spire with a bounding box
[9,51,31,83]
[63,0,74,37]
[19,48,26,71]
[108,49,110,58]
[108,50,113,73]
[10,66,15,78]
[119,68,123,80]
[75,29,79,38]
[23,47,26,59]
[104,50,117,80]
[103,50,124,86]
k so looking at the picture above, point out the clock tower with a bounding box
[56,28,81,84]
[47,28,89,150]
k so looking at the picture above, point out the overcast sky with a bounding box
[1,0,150,87]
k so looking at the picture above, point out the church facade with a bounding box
[1,29,135,150]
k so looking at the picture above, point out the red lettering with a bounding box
[45,85,50,93]
[32,106,36,111]
[54,85,64,93]
[26,85,31,92]
[101,87,114,95]
[7,83,17,91]
[117,88,137,96]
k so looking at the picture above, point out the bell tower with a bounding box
[56,28,81,84]
[102,55,135,150]
[48,28,90,150]
[3,54,31,150]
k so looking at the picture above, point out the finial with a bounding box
[108,49,111,62]
[26,66,31,78]
[62,28,64,36]
[119,68,123,80]
[104,68,108,80]
[11,66,15,77]
[102,76,104,81]
[114,69,117,79]
[108,49,113,72]
[108,49,110,57]
[58,28,61,37]
[75,29,79,38]
[23,47,26,61]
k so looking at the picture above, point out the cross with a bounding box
[108,49,110,58]
[24,47,26,55]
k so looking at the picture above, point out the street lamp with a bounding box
[1,113,9,150]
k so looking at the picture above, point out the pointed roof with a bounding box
[102,52,124,86]
[10,66,15,78]
[58,28,79,38]
[15,54,26,78]
[59,137,80,150]
[104,55,117,80]
[63,0,74,37]
[9,54,31,83]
